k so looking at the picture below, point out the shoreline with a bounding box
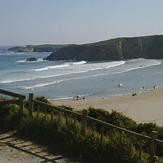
[50,86,163,126]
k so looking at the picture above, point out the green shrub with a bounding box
[0,97,163,162]
[88,107,137,130]
[0,103,23,130]
[134,123,157,134]
[59,105,74,111]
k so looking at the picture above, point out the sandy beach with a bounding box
[50,87,163,126]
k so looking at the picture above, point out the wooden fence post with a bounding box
[51,110,54,121]
[92,121,96,133]
[19,98,24,115]
[65,113,68,126]
[19,99,24,110]
[44,106,47,120]
[149,131,158,163]
[29,93,34,117]
[37,104,40,118]
[58,111,61,131]
[81,109,88,136]
[100,125,104,142]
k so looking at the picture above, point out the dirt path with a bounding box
[0,131,76,163]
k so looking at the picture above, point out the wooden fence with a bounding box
[28,93,163,163]
[0,89,162,162]
[0,89,26,111]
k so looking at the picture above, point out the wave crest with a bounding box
[71,61,87,65]
[33,64,69,71]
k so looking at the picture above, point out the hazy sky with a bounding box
[0,0,163,45]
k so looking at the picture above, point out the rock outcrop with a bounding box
[26,57,37,62]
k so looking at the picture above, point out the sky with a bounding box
[0,0,163,45]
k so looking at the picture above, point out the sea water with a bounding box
[0,46,163,99]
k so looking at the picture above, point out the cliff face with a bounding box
[45,35,163,61]
[45,45,120,61]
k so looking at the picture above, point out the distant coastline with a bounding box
[7,44,71,53]
[7,34,163,62]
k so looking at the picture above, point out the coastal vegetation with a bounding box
[45,35,163,61]
[0,96,163,162]
[8,44,72,53]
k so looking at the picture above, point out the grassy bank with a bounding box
[0,97,163,162]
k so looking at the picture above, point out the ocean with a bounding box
[0,46,163,100]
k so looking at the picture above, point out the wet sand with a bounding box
[50,87,163,126]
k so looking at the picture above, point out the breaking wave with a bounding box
[70,61,87,65]
[19,59,161,90]
[32,61,86,71]
[33,64,69,71]
[0,59,161,86]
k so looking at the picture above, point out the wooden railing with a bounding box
[1,89,162,162]
[0,89,26,111]
[28,93,163,163]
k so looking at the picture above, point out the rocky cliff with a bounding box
[45,35,163,61]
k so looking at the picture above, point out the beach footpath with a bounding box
[0,131,74,163]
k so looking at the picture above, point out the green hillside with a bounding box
[45,35,163,61]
